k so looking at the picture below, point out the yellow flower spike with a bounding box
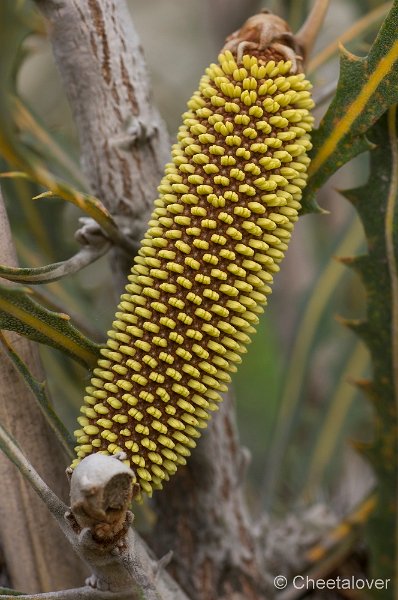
[73,12,315,497]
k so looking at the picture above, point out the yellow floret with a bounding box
[74,51,314,497]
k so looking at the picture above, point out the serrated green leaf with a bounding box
[0,331,74,459]
[339,108,398,595]
[303,2,398,211]
[0,283,100,368]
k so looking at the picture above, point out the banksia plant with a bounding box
[73,12,315,496]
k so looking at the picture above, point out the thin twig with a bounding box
[0,587,134,600]
[0,243,110,285]
[0,422,67,521]
[295,0,330,63]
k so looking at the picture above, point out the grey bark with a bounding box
[36,0,170,294]
[151,393,269,600]
[0,188,87,592]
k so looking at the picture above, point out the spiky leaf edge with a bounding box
[303,1,398,213]
[339,108,398,592]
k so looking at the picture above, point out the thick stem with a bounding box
[150,393,269,600]
[0,188,87,592]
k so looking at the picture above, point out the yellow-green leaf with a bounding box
[0,283,100,368]
[0,1,135,254]
[303,2,398,212]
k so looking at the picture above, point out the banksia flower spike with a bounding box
[73,11,315,497]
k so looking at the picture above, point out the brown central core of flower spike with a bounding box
[77,51,313,493]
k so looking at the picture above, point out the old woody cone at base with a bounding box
[72,13,314,497]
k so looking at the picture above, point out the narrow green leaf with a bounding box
[301,341,369,498]
[0,332,75,459]
[0,2,135,254]
[339,108,398,596]
[0,588,25,597]
[263,217,363,509]
[14,97,87,191]
[1,157,133,252]
[0,171,30,180]
[0,243,110,284]
[30,177,136,254]
[0,283,100,368]
[308,2,392,74]
[303,1,398,211]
